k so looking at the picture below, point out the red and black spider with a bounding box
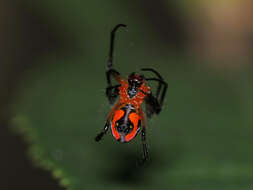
[95,24,167,162]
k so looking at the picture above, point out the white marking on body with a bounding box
[123,104,134,125]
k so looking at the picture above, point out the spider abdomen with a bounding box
[111,104,141,143]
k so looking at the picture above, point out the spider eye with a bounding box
[129,125,133,129]
[116,122,119,126]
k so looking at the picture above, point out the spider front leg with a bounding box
[105,24,126,104]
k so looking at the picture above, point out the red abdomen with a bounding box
[111,104,141,143]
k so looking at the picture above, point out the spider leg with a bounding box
[144,92,161,118]
[139,108,149,163]
[95,122,109,142]
[141,68,166,99]
[141,128,148,162]
[107,24,127,69]
[106,69,121,86]
[105,24,127,104]
[141,68,168,118]
[106,24,126,83]
[141,68,163,96]
[95,102,123,141]
[105,69,123,104]
[145,78,167,106]
[106,84,121,104]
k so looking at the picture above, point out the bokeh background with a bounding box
[1,0,253,190]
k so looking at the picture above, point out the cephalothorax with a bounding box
[95,24,167,162]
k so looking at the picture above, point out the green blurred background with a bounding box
[1,0,253,190]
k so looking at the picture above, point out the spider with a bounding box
[95,24,167,162]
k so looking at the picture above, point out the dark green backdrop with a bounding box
[1,1,253,190]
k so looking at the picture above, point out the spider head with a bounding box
[128,73,144,88]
